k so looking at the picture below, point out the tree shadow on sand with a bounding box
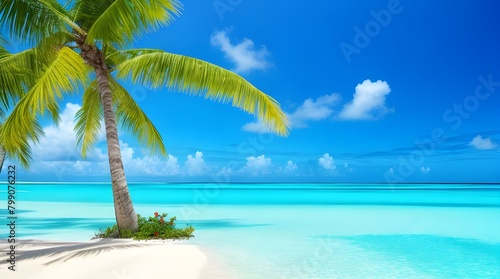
[13,239,148,266]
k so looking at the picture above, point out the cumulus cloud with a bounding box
[469,135,497,150]
[184,151,208,176]
[210,30,271,73]
[421,166,431,174]
[73,160,91,172]
[216,167,233,177]
[119,141,182,176]
[284,160,298,173]
[242,93,340,133]
[241,155,272,176]
[164,155,181,176]
[339,79,393,120]
[31,103,106,162]
[31,103,81,161]
[288,94,341,128]
[318,153,336,170]
[25,103,199,178]
[241,121,272,134]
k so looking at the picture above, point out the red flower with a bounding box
[159,217,164,224]
[154,231,159,237]
[154,212,159,217]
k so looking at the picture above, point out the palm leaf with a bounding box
[0,46,89,167]
[0,32,74,112]
[74,0,181,47]
[75,77,166,158]
[74,80,103,158]
[0,46,29,111]
[115,50,290,136]
[106,48,160,71]
[0,114,44,168]
[0,0,83,43]
[110,77,167,157]
[19,46,90,123]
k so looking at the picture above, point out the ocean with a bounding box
[1,183,500,278]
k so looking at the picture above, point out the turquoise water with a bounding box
[1,183,500,278]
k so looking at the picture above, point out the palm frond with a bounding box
[0,46,89,167]
[0,113,44,168]
[0,0,82,43]
[106,48,160,71]
[116,50,290,136]
[74,80,103,158]
[75,0,181,47]
[19,46,90,123]
[0,45,36,112]
[0,32,75,111]
[110,77,167,157]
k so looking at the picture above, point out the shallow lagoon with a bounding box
[2,183,499,278]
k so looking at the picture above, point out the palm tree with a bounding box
[0,0,289,232]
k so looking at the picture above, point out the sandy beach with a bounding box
[0,239,217,279]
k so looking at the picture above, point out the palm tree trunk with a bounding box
[77,38,138,232]
[94,63,138,232]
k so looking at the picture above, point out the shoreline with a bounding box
[0,238,223,279]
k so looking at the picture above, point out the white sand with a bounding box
[0,238,219,279]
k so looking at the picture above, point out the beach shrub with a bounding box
[95,212,194,240]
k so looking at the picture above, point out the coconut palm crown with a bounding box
[0,0,289,231]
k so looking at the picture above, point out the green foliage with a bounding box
[116,50,290,136]
[95,212,194,240]
[75,0,181,47]
[0,46,89,168]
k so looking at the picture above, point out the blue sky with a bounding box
[6,0,500,183]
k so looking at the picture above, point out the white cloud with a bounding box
[26,103,188,177]
[339,79,393,120]
[184,151,208,176]
[210,30,271,73]
[284,160,298,173]
[288,94,341,128]
[73,160,91,172]
[31,103,106,162]
[164,155,181,176]
[216,167,233,177]
[319,153,336,170]
[241,80,394,134]
[32,103,81,161]
[242,93,340,133]
[241,155,272,176]
[119,141,182,176]
[421,166,431,174]
[469,135,497,150]
[241,121,271,134]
